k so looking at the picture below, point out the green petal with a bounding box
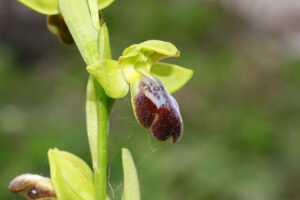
[98,0,114,10]
[122,148,140,200]
[150,62,193,94]
[18,0,59,15]
[48,148,94,200]
[59,0,99,65]
[87,60,129,99]
[120,40,180,65]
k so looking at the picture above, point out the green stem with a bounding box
[93,77,109,200]
[59,1,111,199]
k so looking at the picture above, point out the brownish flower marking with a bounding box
[9,174,56,200]
[133,76,183,142]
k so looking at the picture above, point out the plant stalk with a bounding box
[93,77,109,200]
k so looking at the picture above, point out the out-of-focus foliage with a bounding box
[1,0,300,200]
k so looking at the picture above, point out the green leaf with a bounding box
[48,148,94,200]
[86,76,98,170]
[87,60,129,99]
[18,0,59,15]
[120,40,180,65]
[151,62,193,94]
[59,0,99,65]
[98,0,114,10]
[122,148,140,200]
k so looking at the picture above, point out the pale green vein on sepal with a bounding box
[86,76,98,170]
[151,62,193,94]
[18,0,59,15]
[59,0,99,65]
[122,148,140,200]
[87,60,129,99]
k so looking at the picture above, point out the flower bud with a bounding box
[48,148,94,200]
[132,73,183,142]
[47,14,74,45]
[9,174,56,200]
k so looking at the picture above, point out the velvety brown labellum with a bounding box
[133,75,183,142]
[9,174,56,200]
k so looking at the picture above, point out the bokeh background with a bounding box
[1,0,300,199]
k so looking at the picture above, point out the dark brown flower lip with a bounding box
[133,75,183,142]
[9,174,56,200]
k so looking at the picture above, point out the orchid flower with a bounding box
[87,40,193,142]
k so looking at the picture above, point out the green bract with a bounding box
[18,0,114,15]
[59,0,99,65]
[48,148,95,200]
[122,148,140,200]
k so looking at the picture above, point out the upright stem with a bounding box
[93,77,109,200]
[60,1,111,199]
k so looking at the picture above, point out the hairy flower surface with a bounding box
[132,73,183,142]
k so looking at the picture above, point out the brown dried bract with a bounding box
[9,174,56,200]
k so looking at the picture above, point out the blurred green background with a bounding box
[1,0,300,200]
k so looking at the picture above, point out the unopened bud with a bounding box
[9,174,56,200]
[48,148,94,200]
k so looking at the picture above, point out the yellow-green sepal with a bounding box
[87,60,129,99]
[48,148,94,200]
[119,40,180,66]
[18,0,114,15]
[122,148,140,200]
[150,62,193,94]
[18,0,59,15]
